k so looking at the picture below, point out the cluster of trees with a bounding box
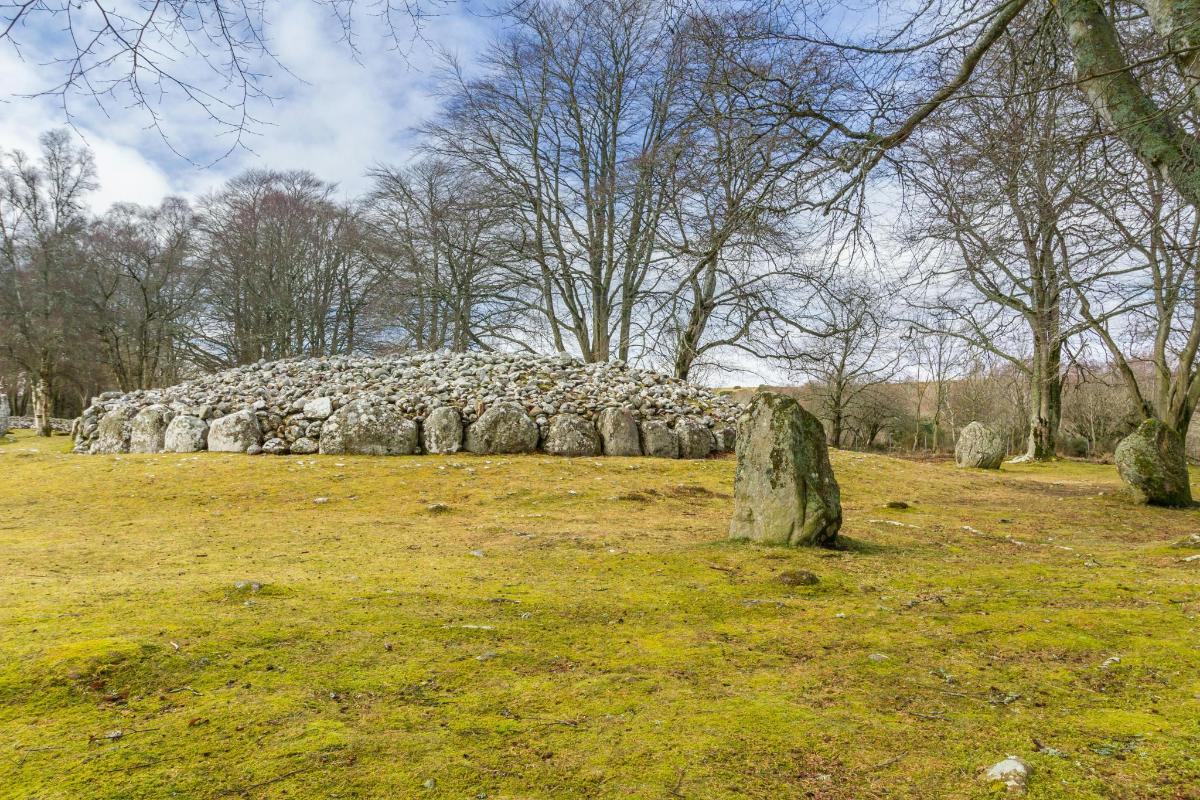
[6,0,1200,502]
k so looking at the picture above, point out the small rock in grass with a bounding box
[1173,534,1200,549]
[313,496,330,504]
[868,653,889,663]
[427,502,450,514]
[984,756,1030,793]
[884,500,909,510]
[778,570,820,587]
[469,549,485,557]
[422,778,436,790]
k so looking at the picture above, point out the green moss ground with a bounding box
[1,430,1199,798]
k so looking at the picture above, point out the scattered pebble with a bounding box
[868,653,889,663]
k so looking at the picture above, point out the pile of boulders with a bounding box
[72,352,741,458]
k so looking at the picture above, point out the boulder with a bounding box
[129,405,174,453]
[545,413,601,456]
[0,393,9,434]
[262,437,289,455]
[207,410,262,453]
[303,397,334,420]
[423,406,464,454]
[319,400,418,455]
[728,391,842,547]
[465,402,538,454]
[1115,419,1193,507]
[714,425,736,453]
[290,437,319,455]
[597,407,641,456]
[163,415,208,453]
[640,420,678,458]
[93,408,136,454]
[955,422,1005,469]
[676,418,714,459]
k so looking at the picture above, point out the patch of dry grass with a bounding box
[1,430,1198,798]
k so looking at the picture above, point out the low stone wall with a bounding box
[73,352,741,459]
[6,416,74,434]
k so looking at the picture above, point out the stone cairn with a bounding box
[72,352,741,458]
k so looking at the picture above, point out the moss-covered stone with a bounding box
[1114,418,1193,507]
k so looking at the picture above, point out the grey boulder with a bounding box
[319,400,418,455]
[423,406,464,454]
[93,407,136,454]
[676,418,714,459]
[544,413,601,457]
[729,391,842,547]
[163,415,208,453]
[1115,418,1193,507]
[129,405,174,453]
[207,410,262,453]
[465,402,538,454]
[640,419,678,458]
[597,407,641,456]
[955,422,1005,469]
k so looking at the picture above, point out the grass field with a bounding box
[2,429,1199,799]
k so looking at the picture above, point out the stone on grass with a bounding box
[955,422,1005,469]
[779,570,820,586]
[1115,419,1193,507]
[597,407,640,456]
[639,420,679,458]
[319,400,418,456]
[129,405,174,453]
[465,402,538,454]
[290,437,318,455]
[93,408,136,454]
[729,391,842,547]
[676,417,714,459]
[0,393,9,434]
[544,413,600,456]
[423,406,463,454]
[207,410,262,453]
[262,437,289,455]
[164,415,208,453]
[984,756,1030,793]
[714,425,736,453]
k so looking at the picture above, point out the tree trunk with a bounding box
[1024,341,1062,460]
[33,379,51,437]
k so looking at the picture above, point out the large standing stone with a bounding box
[423,406,463,454]
[640,420,679,458]
[319,400,418,455]
[545,413,601,456]
[597,407,640,456]
[207,410,262,453]
[93,408,136,454]
[676,418,714,459]
[164,415,208,453]
[729,392,842,547]
[0,393,9,434]
[955,422,1005,469]
[465,402,538,454]
[129,405,174,453]
[1115,419,1193,507]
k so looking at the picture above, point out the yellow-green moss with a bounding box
[1,431,1198,798]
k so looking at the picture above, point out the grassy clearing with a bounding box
[1,430,1199,799]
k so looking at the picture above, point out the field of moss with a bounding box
[1,429,1198,799]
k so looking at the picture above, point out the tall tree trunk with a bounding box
[1024,340,1062,460]
[33,379,51,437]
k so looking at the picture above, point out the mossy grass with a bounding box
[1,430,1198,798]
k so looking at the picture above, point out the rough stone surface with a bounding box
[729,391,842,547]
[955,422,1005,469]
[319,400,419,456]
[641,420,680,458]
[129,405,174,453]
[422,406,464,454]
[164,415,208,452]
[0,394,9,434]
[676,417,714,459]
[597,407,641,456]
[1115,419,1193,507]
[290,437,319,455]
[208,410,262,453]
[93,408,136,454]
[466,401,539,454]
[544,413,601,456]
[72,352,740,457]
[984,756,1031,793]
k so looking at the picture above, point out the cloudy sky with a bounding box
[0,2,496,211]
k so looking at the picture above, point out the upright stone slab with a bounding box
[0,393,9,434]
[319,400,418,455]
[93,407,136,454]
[729,392,842,547]
[676,418,714,459]
[129,405,174,453]
[465,402,538,454]
[640,420,679,458]
[423,406,464,454]
[955,421,1005,469]
[1115,419,1193,507]
[164,415,208,453]
[597,407,641,456]
[208,410,262,453]
[545,413,601,456]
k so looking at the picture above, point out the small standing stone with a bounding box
[207,410,262,453]
[596,407,641,456]
[423,406,464,454]
[954,422,1005,469]
[544,413,601,457]
[164,415,208,453]
[1115,419,1193,507]
[639,420,679,458]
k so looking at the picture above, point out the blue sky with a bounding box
[0,1,497,210]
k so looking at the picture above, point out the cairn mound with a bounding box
[73,351,741,458]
